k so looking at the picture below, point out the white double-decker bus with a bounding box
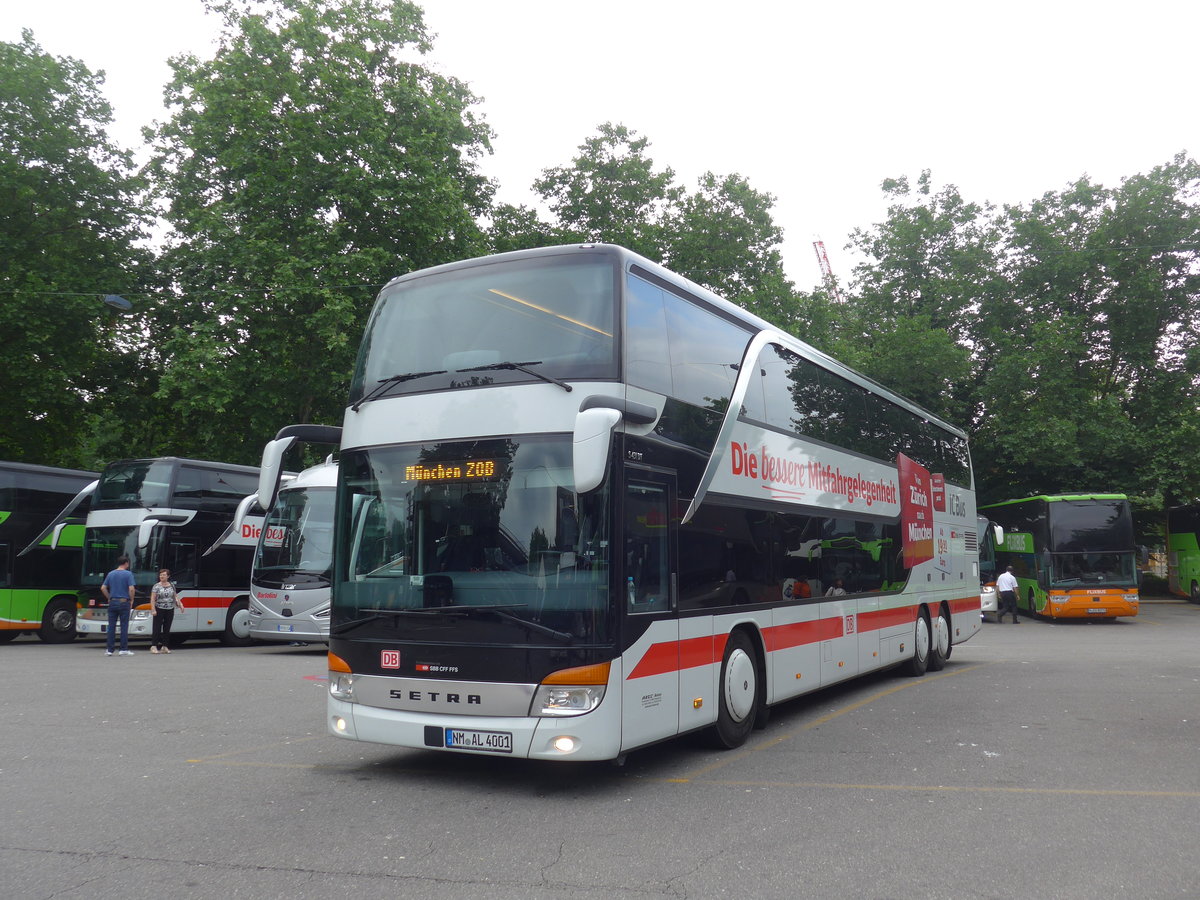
[246,453,338,643]
[319,244,981,761]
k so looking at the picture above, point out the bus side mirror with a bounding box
[573,407,621,494]
[992,525,1005,546]
[138,518,160,550]
[258,436,297,511]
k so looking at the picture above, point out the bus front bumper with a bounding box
[249,613,329,643]
[327,696,623,762]
[76,608,155,637]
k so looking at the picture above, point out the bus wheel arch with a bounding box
[928,602,951,671]
[710,627,763,749]
[906,608,931,677]
[220,598,254,647]
[38,595,78,643]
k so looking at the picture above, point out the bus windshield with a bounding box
[334,437,612,645]
[1048,499,1136,588]
[254,485,335,587]
[94,460,174,508]
[350,254,618,404]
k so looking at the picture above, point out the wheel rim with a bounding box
[914,616,930,662]
[50,607,75,633]
[935,613,950,656]
[229,605,252,639]
[723,648,756,723]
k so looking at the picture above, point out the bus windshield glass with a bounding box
[254,486,335,587]
[82,526,153,587]
[334,437,612,645]
[1048,500,1136,587]
[350,254,617,404]
[95,460,174,508]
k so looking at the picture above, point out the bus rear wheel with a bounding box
[709,631,759,749]
[220,599,254,647]
[906,611,931,677]
[38,597,78,644]
[928,606,950,671]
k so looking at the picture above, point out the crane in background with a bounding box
[812,240,843,302]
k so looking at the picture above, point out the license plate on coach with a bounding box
[276,624,295,632]
[1087,608,1108,614]
[445,728,513,753]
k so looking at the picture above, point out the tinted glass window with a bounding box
[662,292,747,412]
[624,276,673,396]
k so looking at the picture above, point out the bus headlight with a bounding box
[329,673,357,702]
[531,662,610,717]
[1123,594,1138,603]
[132,609,151,620]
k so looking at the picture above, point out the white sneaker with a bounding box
[118,650,134,656]
[105,650,114,656]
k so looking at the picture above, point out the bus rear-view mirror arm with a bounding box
[258,424,342,512]
[139,514,190,551]
[572,396,658,494]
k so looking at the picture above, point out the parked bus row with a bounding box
[12,242,1188,764]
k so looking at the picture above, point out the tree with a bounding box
[496,123,796,322]
[145,0,495,462]
[0,31,153,467]
[532,123,680,260]
[839,172,998,424]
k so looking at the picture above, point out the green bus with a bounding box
[0,461,97,643]
[979,494,1139,620]
[1167,505,1200,603]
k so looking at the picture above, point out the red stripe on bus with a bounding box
[763,616,843,651]
[625,596,978,680]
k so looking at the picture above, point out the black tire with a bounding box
[709,631,760,749]
[0,629,19,644]
[167,633,188,649]
[37,596,78,644]
[1190,581,1199,604]
[1026,588,1037,617]
[928,605,950,671]
[220,599,254,647]
[906,611,931,677]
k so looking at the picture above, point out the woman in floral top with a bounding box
[150,568,185,654]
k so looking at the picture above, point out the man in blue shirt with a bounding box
[102,556,137,656]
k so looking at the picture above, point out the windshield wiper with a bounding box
[455,360,572,393]
[352,370,447,411]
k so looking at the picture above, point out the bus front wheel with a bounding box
[38,597,78,644]
[906,612,931,677]
[1191,581,1199,604]
[0,630,19,644]
[220,599,254,647]
[710,631,759,749]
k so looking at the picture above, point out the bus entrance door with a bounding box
[620,473,680,751]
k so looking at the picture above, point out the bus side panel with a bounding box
[620,619,680,752]
[677,615,719,734]
[816,597,860,686]
[765,603,825,705]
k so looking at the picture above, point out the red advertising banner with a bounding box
[897,453,934,568]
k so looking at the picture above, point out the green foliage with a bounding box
[498,122,796,320]
[0,31,154,468]
[848,159,1200,513]
[144,0,495,462]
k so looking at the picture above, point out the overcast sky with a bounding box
[5,0,1197,287]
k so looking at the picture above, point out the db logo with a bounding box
[380,650,401,669]
[844,614,856,635]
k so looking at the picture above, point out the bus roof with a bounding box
[378,243,968,441]
[981,494,1129,509]
[101,457,260,475]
